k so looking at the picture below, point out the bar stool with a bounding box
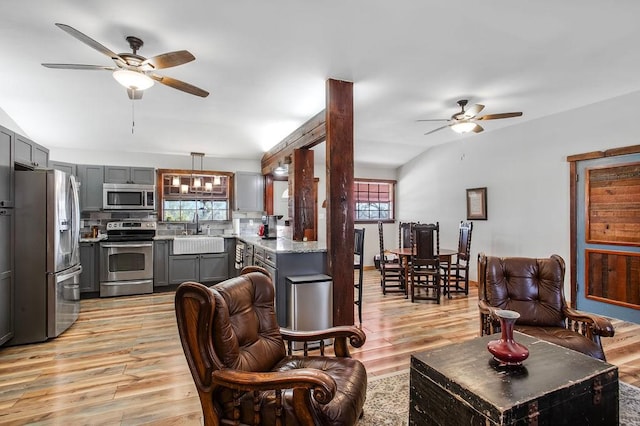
[354,228,365,324]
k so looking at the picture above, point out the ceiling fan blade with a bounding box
[141,50,195,70]
[127,88,144,100]
[150,74,209,97]
[476,112,523,121]
[463,104,485,119]
[472,124,484,133]
[55,23,125,63]
[424,124,451,135]
[42,63,115,71]
[416,118,449,122]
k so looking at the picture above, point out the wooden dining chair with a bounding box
[378,221,405,296]
[398,221,416,249]
[441,221,473,297]
[354,228,365,324]
[410,222,440,303]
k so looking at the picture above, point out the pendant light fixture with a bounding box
[190,152,205,190]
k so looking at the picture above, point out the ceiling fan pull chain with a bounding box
[131,98,135,134]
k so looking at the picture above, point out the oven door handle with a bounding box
[102,243,153,249]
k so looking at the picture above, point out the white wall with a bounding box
[0,107,26,135]
[398,89,640,297]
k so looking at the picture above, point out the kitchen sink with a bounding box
[173,236,225,254]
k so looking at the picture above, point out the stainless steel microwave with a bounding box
[103,183,155,210]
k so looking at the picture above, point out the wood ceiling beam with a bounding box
[260,110,326,175]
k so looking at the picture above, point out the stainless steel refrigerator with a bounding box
[9,169,81,345]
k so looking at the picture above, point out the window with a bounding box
[157,170,233,222]
[354,179,396,223]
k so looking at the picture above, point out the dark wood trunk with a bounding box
[410,333,619,425]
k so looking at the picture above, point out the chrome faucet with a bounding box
[193,210,201,234]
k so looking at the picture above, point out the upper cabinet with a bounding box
[50,161,77,177]
[76,165,104,211]
[14,135,48,169]
[234,172,264,212]
[104,166,155,185]
[0,127,14,208]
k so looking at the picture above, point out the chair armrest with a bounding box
[280,326,366,357]
[213,368,337,405]
[478,301,502,336]
[563,307,615,337]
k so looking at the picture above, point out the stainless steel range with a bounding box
[100,220,156,297]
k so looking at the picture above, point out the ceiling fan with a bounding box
[42,23,209,100]
[417,100,522,135]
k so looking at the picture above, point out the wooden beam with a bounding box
[325,79,354,326]
[261,110,326,175]
[264,174,274,215]
[291,149,316,241]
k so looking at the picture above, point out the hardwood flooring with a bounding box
[0,270,638,424]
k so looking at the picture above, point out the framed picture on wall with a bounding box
[466,187,487,220]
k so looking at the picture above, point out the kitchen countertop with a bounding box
[153,234,237,240]
[237,235,327,254]
[148,234,327,254]
[79,235,107,243]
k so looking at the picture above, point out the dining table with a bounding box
[389,247,458,298]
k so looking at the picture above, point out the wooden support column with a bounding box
[325,79,354,326]
[264,174,274,215]
[291,149,315,241]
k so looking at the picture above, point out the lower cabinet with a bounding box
[79,242,99,293]
[153,240,169,288]
[169,253,229,285]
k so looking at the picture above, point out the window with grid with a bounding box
[354,179,396,222]
[158,170,232,222]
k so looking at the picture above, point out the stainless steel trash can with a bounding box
[287,274,332,350]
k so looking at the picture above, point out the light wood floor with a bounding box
[0,270,638,424]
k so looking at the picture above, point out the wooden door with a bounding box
[574,153,640,323]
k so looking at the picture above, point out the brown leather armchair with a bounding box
[477,253,615,361]
[175,266,367,426]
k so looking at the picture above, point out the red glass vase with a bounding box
[487,310,529,366]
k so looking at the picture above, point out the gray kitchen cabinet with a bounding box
[168,254,199,284]
[79,242,99,294]
[0,126,14,208]
[153,240,169,287]
[14,134,49,169]
[50,161,77,177]
[76,165,104,211]
[199,253,229,282]
[234,172,264,212]
[104,166,155,184]
[243,243,254,269]
[168,253,229,285]
[0,208,13,345]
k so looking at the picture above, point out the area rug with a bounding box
[358,371,640,425]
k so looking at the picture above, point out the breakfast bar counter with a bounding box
[236,235,327,254]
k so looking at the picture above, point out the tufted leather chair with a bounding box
[175,266,367,426]
[478,253,615,361]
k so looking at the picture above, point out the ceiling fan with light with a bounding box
[417,99,522,135]
[42,23,209,100]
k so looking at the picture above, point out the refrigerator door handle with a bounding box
[55,264,83,283]
[70,175,81,264]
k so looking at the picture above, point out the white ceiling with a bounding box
[1,1,639,169]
